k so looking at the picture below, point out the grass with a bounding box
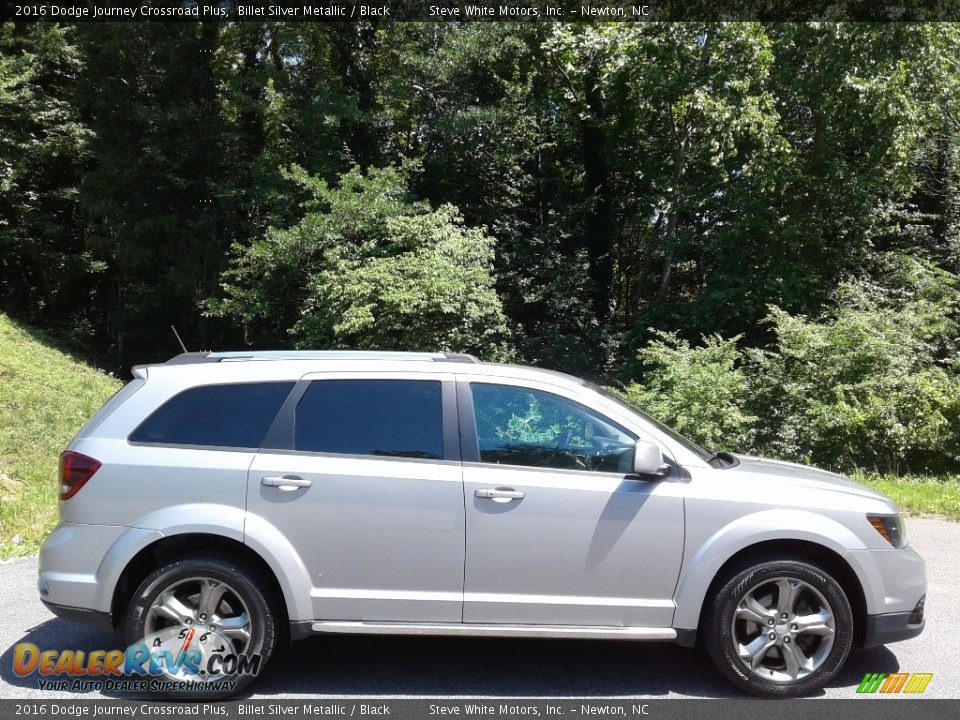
[855,471,960,521]
[0,313,121,558]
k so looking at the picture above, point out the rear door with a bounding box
[248,372,465,623]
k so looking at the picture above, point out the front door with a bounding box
[248,373,464,623]
[460,379,685,627]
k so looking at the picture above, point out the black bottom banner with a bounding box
[0,699,957,720]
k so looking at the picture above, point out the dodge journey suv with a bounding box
[39,351,926,697]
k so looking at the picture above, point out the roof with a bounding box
[130,350,589,392]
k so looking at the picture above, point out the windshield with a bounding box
[587,383,714,462]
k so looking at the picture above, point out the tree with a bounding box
[77,22,232,364]
[4,19,960,411]
[208,164,511,358]
[0,23,94,341]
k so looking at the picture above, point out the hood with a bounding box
[730,454,896,506]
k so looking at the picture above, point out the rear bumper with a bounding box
[41,599,114,633]
[39,522,161,615]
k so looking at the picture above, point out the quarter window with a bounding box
[129,382,294,448]
[470,383,636,472]
[295,380,443,460]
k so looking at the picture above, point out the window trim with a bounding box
[247,446,461,467]
[126,380,296,451]
[276,375,458,463]
[460,380,644,474]
[124,441,267,454]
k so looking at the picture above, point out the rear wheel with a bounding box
[125,554,280,698]
[704,559,853,697]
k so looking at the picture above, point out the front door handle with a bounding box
[475,487,525,502]
[261,475,312,491]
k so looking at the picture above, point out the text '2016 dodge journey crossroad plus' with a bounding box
[39,351,926,697]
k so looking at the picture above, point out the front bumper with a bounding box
[845,543,926,648]
[861,595,925,648]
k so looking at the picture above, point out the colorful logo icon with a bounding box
[857,672,933,694]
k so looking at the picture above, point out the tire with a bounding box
[125,553,281,699]
[704,559,853,697]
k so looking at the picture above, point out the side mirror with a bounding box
[633,440,670,478]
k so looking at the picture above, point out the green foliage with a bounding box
[0,24,96,339]
[854,471,960,521]
[4,22,960,477]
[209,165,511,358]
[75,22,237,365]
[624,331,758,450]
[625,262,960,474]
[754,264,960,473]
[3,22,960,551]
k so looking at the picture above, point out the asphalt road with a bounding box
[1,517,957,700]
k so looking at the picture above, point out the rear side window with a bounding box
[129,382,294,448]
[295,380,443,460]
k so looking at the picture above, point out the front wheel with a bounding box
[704,559,853,697]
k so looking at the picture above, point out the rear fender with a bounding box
[100,504,313,622]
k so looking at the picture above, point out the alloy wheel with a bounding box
[143,575,253,679]
[730,576,836,683]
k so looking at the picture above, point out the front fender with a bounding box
[672,508,873,630]
[97,504,313,623]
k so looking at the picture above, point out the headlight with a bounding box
[867,513,906,548]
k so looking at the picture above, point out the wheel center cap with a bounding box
[775,622,790,636]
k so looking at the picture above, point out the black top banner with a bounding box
[5,0,960,22]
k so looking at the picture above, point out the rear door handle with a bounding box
[261,475,312,491]
[475,487,525,502]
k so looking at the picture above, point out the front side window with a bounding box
[295,379,443,460]
[470,383,637,472]
[129,382,294,448]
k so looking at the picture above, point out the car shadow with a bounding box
[830,645,902,690]
[1,618,901,699]
[241,635,736,698]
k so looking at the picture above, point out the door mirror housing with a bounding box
[633,440,670,478]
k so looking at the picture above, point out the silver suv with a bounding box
[39,351,926,697]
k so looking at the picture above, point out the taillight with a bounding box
[59,451,101,500]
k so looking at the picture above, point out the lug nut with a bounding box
[768,632,776,640]
[784,637,791,644]
[781,612,788,619]
[199,613,207,621]
[791,624,798,631]
[768,619,775,626]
